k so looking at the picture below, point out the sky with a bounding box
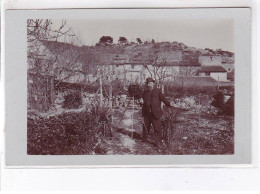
[53,19,234,52]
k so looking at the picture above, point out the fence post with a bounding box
[161,83,165,109]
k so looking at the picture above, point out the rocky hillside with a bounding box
[91,41,234,63]
[40,39,234,67]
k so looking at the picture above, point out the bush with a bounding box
[83,84,99,94]
[27,102,114,155]
[219,86,234,94]
[211,91,224,109]
[128,84,143,99]
[211,91,234,116]
[89,103,113,137]
[63,91,82,109]
[27,111,98,155]
[223,95,234,116]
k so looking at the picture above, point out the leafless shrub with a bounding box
[88,103,113,138]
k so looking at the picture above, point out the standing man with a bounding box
[141,77,173,145]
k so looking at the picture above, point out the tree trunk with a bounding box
[161,83,164,109]
[50,76,55,105]
[109,65,113,108]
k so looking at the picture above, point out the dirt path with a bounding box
[103,107,162,155]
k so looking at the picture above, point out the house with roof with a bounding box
[27,40,87,112]
[120,57,151,84]
[110,51,202,84]
[120,50,184,83]
[36,40,88,84]
[198,65,228,81]
[221,55,235,73]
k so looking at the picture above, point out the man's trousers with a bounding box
[142,113,162,143]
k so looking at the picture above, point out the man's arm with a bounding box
[159,90,171,107]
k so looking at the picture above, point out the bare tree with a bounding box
[177,65,200,88]
[179,65,198,77]
[27,19,94,79]
[27,19,77,61]
[27,19,74,41]
[144,49,177,90]
[27,19,97,110]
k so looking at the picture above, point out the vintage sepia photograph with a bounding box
[27,18,235,155]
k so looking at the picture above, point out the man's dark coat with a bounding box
[142,88,171,120]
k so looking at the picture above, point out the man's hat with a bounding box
[146,77,155,83]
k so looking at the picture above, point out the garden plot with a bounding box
[27,96,234,155]
[103,100,234,155]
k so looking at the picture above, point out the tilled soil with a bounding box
[27,106,234,155]
[99,107,234,155]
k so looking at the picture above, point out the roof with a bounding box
[178,60,200,66]
[199,65,227,73]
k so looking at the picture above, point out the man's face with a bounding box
[147,81,155,90]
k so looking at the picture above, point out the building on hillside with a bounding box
[98,53,117,65]
[156,50,182,63]
[198,54,222,66]
[182,50,200,62]
[221,55,235,72]
[199,53,235,76]
[36,40,88,84]
[110,56,202,85]
[122,58,151,84]
[222,63,234,73]
[27,39,57,73]
[27,40,87,112]
[114,54,129,64]
[198,65,228,81]
[28,40,89,84]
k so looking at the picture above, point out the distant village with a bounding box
[28,38,234,86]
[27,37,234,112]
